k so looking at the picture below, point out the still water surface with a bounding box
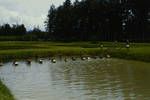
[0,58,150,100]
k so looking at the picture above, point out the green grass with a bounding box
[0,41,150,62]
[0,80,15,100]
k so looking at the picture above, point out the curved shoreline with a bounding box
[0,47,150,63]
[0,41,150,99]
[0,51,150,63]
[0,49,149,100]
[0,80,15,100]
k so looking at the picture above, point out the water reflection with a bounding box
[0,58,150,100]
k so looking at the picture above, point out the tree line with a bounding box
[0,24,26,35]
[0,0,149,42]
[0,24,49,41]
[45,0,150,42]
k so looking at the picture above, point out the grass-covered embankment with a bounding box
[0,41,150,62]
[0,80,15,100]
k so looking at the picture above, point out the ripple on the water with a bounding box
[0,58,150,100]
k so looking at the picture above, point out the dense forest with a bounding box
[45,0,150,42]
[0,0,150,42]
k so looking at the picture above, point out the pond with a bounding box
[0,58,150,100]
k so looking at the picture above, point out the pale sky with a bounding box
[0,0,68,30]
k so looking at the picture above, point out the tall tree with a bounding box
[45,4,56,39]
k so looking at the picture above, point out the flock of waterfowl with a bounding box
[0,41,131,67]
[0,54,111,67]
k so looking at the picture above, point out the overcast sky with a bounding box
[0,0,68,30]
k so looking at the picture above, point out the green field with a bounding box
[0,41,150,62]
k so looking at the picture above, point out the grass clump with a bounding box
[0,80,15,100]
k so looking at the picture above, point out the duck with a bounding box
[81,56,86,60]
[39,59,43,64]
[126,44,130,48]
[92,56,97,59]
[106,54,111,58]
[87,57,91,60]
[13,61,19,66]
[71,57,76,61]
[27,59,31,65]
[99,55,103,59]
[51,59,56,63]
[64,57,67,62]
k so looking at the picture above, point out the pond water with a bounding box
[0,58,150,100]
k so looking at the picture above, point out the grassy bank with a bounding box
[0,41,150,62]
[0,80,15,100]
